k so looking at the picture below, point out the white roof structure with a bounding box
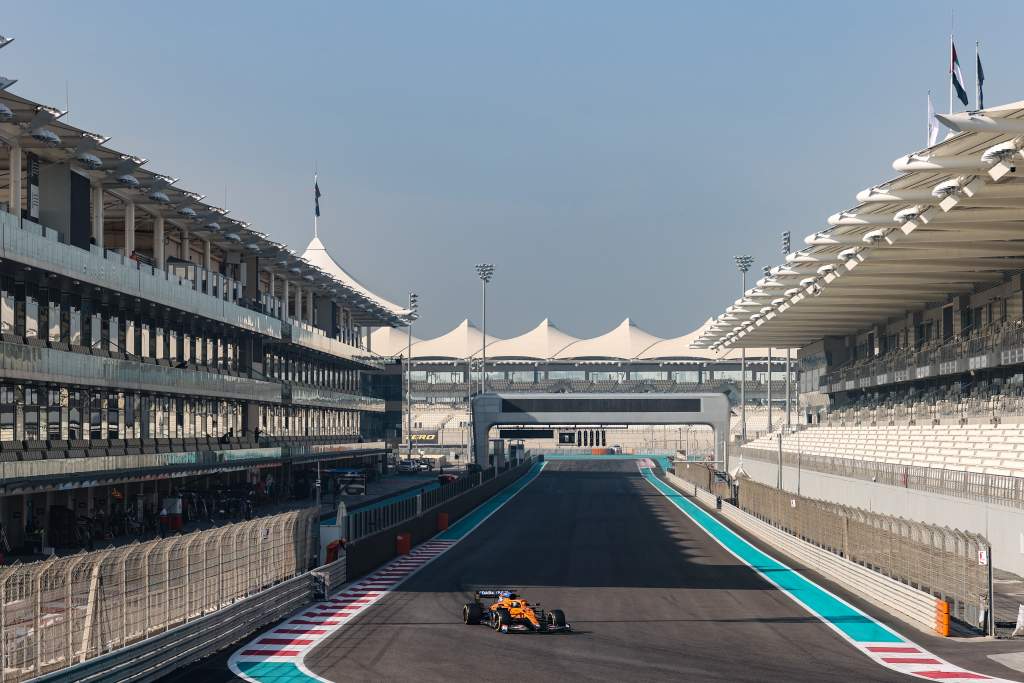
[369,325,422,357]
[552,318,661,359]
[302,237,411,317]
[695,100,1024,351]
[484,319,580,359]
[394,317,778,361]
[408,319,499,359]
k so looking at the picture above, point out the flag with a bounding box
[314,176,321,217]
[976,46,985,110]
[951,39,969,107]
[927,92,940,146]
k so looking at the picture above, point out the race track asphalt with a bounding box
[303,459,908,682]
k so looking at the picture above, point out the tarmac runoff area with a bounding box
[169,458,1024,682]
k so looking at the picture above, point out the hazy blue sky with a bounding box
[5,1,1023,338]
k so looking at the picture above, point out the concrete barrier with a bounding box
[664,471,946,635]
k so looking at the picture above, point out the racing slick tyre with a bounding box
[494,608,511,631]
[549,609,566,628]
[463,603,482,625]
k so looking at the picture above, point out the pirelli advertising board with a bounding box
[410,431,438,445]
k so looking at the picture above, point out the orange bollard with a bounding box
[396,533,411,555]
[437,512,449,531]
[934,600,950,636]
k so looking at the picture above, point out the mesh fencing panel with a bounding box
[0,507,317,682]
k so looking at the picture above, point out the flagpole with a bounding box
[313,171,319,239]
[927,90,931,147]
[975,41,981,111]
[948,33,953,115]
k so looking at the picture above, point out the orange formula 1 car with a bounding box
[462,590,570,633]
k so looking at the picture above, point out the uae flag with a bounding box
[314,177,321,217]
[951,39,969,107]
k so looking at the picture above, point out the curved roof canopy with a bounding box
[694,99,1024,351]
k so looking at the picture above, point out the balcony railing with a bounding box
[0,340,281,402]
[1,210,281,338]
[283,383,386,411]
[283,321,385,370]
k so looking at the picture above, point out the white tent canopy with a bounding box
[484,319,580,359]
[369,325,422,358]
[552,318,662,360]
[302,236,411,317]
[408,319,499,359]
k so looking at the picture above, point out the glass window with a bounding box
[107,392,119,440]
[47,389,61,440]
[89,392,103,441]
[68,390,82,440]
[23,386,41,441]
[0,385,14,442]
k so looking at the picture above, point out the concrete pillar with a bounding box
[295,286,303,323]
[153,216,165,269]
[8,141,21,217]
[203,239,212,272]
[283,279,290,319]
[91,183,104,248]
[306,289,314,325]
[124,201,136,255]
[181,227,190,262]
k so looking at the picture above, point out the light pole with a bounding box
[782,231,792,431]
[475,264,495,394]
[405,292,419,460]
[763,265,773,434]
[735,255,754,443]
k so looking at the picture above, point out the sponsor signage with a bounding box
[410,432,438,444]
[499,428,554,440]
[27,152,40,220]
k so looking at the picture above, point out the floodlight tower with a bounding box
[735,255,754,443]
[782,231,792,430]
[405,293,419,460]
[475,264,495,393]
[763,265,773,434]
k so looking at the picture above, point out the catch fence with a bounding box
[0,507,317,682]
[736,478,991,630]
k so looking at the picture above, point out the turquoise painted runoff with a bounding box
[639,467,903,644]
[234,661,310,683]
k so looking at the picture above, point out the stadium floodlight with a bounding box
[781,231,791,256]
[0,35,13,50]
[405,292,419,460]
[475,264,496,393]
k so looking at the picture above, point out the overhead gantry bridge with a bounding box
[469,392,730,467]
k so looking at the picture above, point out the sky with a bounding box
[4,1,1024,339]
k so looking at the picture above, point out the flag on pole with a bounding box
[976,44,985,110]
[951,39,969,107]
[927,92,940,146]
[314,176,321,217]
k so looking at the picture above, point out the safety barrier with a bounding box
[0,508,318,682]
[664,471,963,636]
[345,457,537,579]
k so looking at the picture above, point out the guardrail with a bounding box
[0,341,281,402]
[741,444,1024,510]
[663,471,958,637]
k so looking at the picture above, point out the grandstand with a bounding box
[0,38,410,556]
[693,101,1024,481]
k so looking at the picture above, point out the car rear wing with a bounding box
[476,589,519,599]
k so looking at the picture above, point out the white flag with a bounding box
[927,92,940,146]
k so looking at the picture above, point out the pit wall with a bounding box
[344,458,538,578]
